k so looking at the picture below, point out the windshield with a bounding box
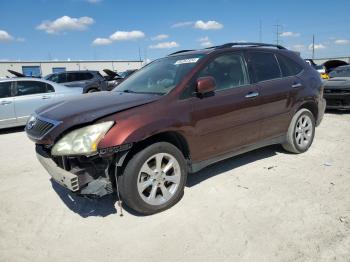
[45,73,59,82]
[114,54,204,95]
[329,67,350,78]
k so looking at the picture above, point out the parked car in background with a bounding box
[103,69,137,90]
[305,59,329,79]
[323,65,350,110]
[0,78,83,129]
[45,71,108,93]
[26,42,325,215]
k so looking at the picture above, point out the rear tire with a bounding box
[282,108,315,154]
[119,142,187,215]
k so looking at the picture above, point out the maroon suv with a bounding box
[26,43,326,215]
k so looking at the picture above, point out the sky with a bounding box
[0,0,350,61]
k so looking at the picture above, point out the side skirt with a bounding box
[189,135,285,173]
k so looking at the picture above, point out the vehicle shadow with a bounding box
[0,126,25,135]
[325,109,350,115]
[51,145,281,217]
[51,179,118,218]
[187,145,280,187]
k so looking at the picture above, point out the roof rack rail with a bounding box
[168,50,194,56]
[216,42,286,50]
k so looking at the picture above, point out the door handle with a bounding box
[292,83,302,88]
[245,91,259,98]
[42,95,51,99]
[1,101,12,105]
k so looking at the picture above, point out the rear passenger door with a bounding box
[0,81,16,128]
[14,81,55,124]
[245,51,296,140]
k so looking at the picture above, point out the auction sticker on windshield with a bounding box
[174,58,200,65]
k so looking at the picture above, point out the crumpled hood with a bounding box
[36,91,160,126]
[324,77,350,89]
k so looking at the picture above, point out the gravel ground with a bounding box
[0,112,349,262]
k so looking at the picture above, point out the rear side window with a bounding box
[71,72,93,81]
[46,83,55,92]
[16,81,48,96]
[247,52,281,82]
[198,53,248,91]
[277,54,303,77]
[66,73,78,82]
[0,82,12,98]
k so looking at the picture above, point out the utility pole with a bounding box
[312,34,315,59]
[259,20,262,42]
[274,23,282,45]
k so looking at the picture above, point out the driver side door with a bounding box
[189,52,263,162]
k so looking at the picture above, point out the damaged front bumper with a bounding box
[36,145,116,198]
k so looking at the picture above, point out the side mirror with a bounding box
[196,76,216,97]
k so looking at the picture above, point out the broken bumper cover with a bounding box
[37,152,80,192]
[36,146,114,197]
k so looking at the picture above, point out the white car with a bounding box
[0,77,83,129]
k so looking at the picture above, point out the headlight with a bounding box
[52,121,114,156]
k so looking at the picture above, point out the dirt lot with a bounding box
[0,112,349,262]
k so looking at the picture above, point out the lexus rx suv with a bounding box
[26,43,326,215]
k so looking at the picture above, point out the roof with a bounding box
[168,42,288,57]
[0,77,50,83]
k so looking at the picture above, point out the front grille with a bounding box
[26,117,56,139]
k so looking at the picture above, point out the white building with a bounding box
[0,60,143,78]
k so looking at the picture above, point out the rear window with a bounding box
[277,54,303,77]
[247,52,281,82]
[0,82,12,98]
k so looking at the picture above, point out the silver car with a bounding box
[0,77,83,129]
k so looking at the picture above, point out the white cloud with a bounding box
[0,30,14,42]
[151,34,169,41]
[334,39,350,45]
[149,41,179,49]
[87,0,102,3]
[110,30,145,41]
[194,20,223,30]
[291,44,305,51]
[92,38,112,46]
[280,31,300,37]
[92,30,145,46]
[37,16,95,34]
[198,36,212,47]
[308,43,326,50]
[171,21,194,28]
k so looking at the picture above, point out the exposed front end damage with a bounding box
[36,144,131,198]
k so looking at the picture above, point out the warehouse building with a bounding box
[0,60,143,78]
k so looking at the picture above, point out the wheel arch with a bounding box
[296,100,318,122]
[118,131,191,171]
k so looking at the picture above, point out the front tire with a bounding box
[119,142,187,215]
[282,108,315,153]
